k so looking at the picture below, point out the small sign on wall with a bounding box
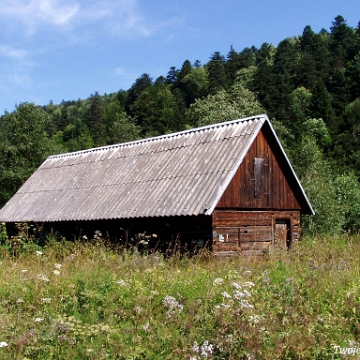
[219,234,228,242]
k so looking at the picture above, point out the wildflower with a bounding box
[21,269,28,273]
[243,281,255,287]
[240,299,254,309]
[16,298,25,304]
[55,263,62,269]
[53,270,60,276]
[34,318,44,322]
[0,342,8,347]
[142,322,150,331]
[93,230,102,239]
[222,291,232,299]
[82,235,88,240]
[213,278,224,286]
[37,274,50,282]
[115,280,127,286]
[243,289,252,297]
[262,270,271,284]
[41,298,51,304]
[233,290,245,300]
[248,315,260,324]
[57,334,67,343]
[232,282,242,289]
[64,254,76,262]
[162,295,183,318]
[192,341,199,352]
[200,340,214,358]
[35,250,43,256]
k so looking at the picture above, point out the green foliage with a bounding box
[0,235,359,358]
[334,173,360,233]
[296,135,343,235]
[0,103,52,206]
[189,83,264,127]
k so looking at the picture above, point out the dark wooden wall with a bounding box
[216,127,302,210]
[213,124,306,255]
[212,210,301,255]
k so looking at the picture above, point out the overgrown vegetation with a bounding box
[1,15,360,235]
[0,232,359,359]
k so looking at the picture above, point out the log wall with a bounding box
[212,210,301,255]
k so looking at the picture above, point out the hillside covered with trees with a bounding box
[1,15,360,235]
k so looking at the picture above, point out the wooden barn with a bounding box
[0,114,314,255]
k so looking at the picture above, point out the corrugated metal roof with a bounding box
[0,114,314,222]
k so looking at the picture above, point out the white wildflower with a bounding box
[115,280,127,286]
[53,270,60,276]
[232,282,242,289]
[35,251,43,256]
[0,342,8,348]
[65,254,76,262]
[243,289,252,297]
[243,281,255,288]
[37,274,50,282]
[41,298,51,304]
[249,315,260,324]
[233,290,245,300]
[55,263,62,269]
[200,340,214,358]
[16,298,25,304]
[93,230,102,239]
[82,235,88,240]
[162,295,183,318]
[222,291,232,299]
[241,299,254,309]
[34,317,44,322]
[142,322,150,331]
[192,341,199,352]
[21,269,28,273]
[213,278,224,286]
[221,303,231,308]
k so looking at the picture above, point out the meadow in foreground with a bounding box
[0,230,360,359]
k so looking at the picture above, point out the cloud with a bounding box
[0,0,184,41]
[0,45,28,60]
[0,0,155,38]
[0,0,80,33]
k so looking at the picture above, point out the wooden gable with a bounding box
[216,124,303,211]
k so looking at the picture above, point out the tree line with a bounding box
[1,15,360,235]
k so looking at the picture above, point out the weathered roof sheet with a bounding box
[0,114,314,222]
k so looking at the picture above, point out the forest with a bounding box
[1,15,360,236]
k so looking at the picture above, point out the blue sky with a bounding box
[1,0,359,114]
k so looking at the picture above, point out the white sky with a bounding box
[1,0,359,114]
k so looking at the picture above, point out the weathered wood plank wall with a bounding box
[212,210,301,254]
[216,128,302,210]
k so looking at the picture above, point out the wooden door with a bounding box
[274,219,291,249]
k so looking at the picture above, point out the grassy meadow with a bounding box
[0,231,360,359]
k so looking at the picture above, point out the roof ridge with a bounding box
[47,114,268,160]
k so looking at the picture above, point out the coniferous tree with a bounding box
[87,92,105,147]
[207,52,229,94]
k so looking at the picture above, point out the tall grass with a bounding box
[0,234,359,359]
